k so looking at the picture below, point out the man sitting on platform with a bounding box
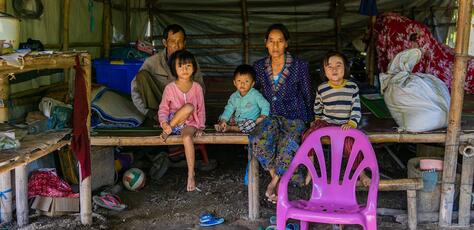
[131,24,206,123]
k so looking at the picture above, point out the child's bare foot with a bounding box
[214,124,221,132]
[187,175,196,192]
[360,172,371,187]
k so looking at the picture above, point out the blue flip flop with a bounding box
[199,213,224,227]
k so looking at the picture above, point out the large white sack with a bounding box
[380,48,450,132]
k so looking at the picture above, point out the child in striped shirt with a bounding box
[303,50,370,187]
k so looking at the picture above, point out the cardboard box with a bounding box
[31,196,79,217]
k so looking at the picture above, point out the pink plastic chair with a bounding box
[277,127,379,230]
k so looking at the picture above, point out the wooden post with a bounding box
[15,166,28,227]
[248,151,259,220]
[80,54,92,225]
[407,190,417,230]
[0,75,8,123]
[0,162,12,223]
[0,0,6,12]
[125,0,131,43]
[367,16,377,85]
[332,0,343,51]
[458,155,474,226]
[63,0,70,51]
[102,0,111,59]
[148,3,154,43]
[240,0,249,64]
[439,0,472,226]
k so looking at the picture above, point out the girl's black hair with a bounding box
[265,23,290,41]
[234,64,256,80]
[168,49,197,78]
[321,50,350,80]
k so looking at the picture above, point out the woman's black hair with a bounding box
[234,64,256,81]
[321,50,350,80]
[265,23,290,41]
[168,49,197,78]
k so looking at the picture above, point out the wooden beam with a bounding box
[367,16,377,85]
[458,155,474,226]
[439,0,472,226]
[63,0,70,51]
[0,73,9,123]
[90,132,474,146]
[125,0,131,43]
[80,53,92,225]
[248,148,259,220]
[240,0,249,64]
[0,0,6,12]
[102,0,111,58]
[15,166,28,227]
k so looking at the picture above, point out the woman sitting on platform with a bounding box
[250,23,314,203]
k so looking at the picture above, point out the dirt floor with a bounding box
[3,144,472,229]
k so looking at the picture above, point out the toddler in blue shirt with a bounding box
[215,64,270,133]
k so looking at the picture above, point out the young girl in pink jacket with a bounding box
[158,49,205,192]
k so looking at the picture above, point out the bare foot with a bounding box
[360,172,371,187]
[305,173,312,185]
[265,176,279,203]
[187,175,196,192]
[214,124,221,132]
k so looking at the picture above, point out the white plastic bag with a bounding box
[380,48,450,132]
[38,97,70,118]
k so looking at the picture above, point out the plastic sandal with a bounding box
[93,194,127,211]
[199,213,224,227]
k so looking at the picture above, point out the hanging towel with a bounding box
[71,56,91,180]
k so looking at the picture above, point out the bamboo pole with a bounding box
[0,74,8,123]
[15,166,28,227]
[367,16,377,85]
[80,54,92,225]
[125,0,131,43]
[0,162,12,223]
[102,0,111,58]
[148,3,154,43]
[240,0,249,64]
[332,0,343,51]
[90,132,474,146]
[407,190,417,230]
[439,0,472,226]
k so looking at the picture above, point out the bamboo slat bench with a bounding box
[90,128,474,230]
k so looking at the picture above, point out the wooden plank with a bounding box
[90,132,474,146]
[439,0,472,226]
[0,52,89,75]
[240,0,249,64]
[102,0,111,58]
[0,141,69,174]
[15,166,28,227]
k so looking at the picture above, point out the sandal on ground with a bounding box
[199,213,224,227]
[93,194,127,211]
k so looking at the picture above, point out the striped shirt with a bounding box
[314,80,361,127]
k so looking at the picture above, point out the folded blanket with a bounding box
[91,87,144,128]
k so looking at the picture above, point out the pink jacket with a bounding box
[158,82,206,129]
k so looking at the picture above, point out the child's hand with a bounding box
[161,122,172,134]
[218,121,227,132]
[195,129,205,137]
[256,115,266,124]
[341,123,353,131]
